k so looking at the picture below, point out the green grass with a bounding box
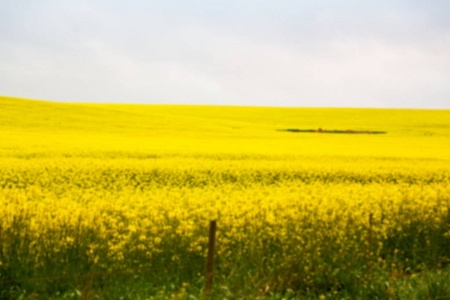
[3,265,450,299]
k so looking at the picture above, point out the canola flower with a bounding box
[0,95,450,294]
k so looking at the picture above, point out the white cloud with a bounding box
[1,0,449,108]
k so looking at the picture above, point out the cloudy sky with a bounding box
[1,0,450,108]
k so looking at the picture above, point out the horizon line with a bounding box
[1,94,449,111]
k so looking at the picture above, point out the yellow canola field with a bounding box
[1,95,450,289]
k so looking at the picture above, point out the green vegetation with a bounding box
[0,96,449,299]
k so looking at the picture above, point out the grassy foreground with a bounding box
[1,95,450,299]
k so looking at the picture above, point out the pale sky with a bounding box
[1,0,450,108]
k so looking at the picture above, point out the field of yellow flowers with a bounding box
[1,95,450,299]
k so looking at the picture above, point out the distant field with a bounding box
[2,95,450,159]
[1,95,450,299]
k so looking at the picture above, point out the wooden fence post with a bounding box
[83,274,93,300]
[367,213,373,274]
[205,220,217,296]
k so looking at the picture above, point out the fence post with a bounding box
[205,220,217,296]
[367,213,373,274]
[82,275,93,300]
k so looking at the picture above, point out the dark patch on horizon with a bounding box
[278,129,387,134]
